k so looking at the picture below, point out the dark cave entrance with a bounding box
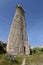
[24,47,26,54]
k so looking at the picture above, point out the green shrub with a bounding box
[31,48,43,55]
[41,48,43,52]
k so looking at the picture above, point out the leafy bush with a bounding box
[0,41,7,54]
[40,48,43,52]
[0,46,6,54]
[30,48,43,55]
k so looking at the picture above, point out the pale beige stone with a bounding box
[7,5,30,55]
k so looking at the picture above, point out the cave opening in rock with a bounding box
[24,47,26,54]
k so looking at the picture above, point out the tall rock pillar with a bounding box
[7,5,30,55]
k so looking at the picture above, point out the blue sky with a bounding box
[0,0,43,47]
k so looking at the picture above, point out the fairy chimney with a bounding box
[7,5,30,55]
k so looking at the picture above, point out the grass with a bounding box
[0,54,23,65]
[0,54,43,65]
[26,55,43,65]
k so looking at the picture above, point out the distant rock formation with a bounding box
[37,45,43,48]
[31,45,43,49]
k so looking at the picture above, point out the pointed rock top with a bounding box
[16,5,24,13]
